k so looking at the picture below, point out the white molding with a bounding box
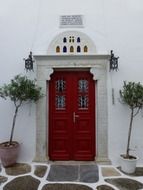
[90,67,103,80]
[47,31,97,55]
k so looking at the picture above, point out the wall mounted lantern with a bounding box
[110,50,119,71]
[24,51,34,72]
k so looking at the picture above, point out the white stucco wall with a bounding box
[0,0,143,165]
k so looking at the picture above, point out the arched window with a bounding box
[84,45,88,53]
[69,36,72,43]
[56,46,60,53]
[77,46,81,53]
[63,37,67,43]
[77,37,80,43]
[63,46,67,53]
[72,36,74,43]
[69,36,74,43]
[70,46,74,53]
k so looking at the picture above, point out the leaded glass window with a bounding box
[78,79,88,92]
[78,79,89,109]
[56,95,65,109]
[79,96,88,108]
[56,79,66,92]
[55,79,66,109]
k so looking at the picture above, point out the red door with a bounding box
[49,71,95,160]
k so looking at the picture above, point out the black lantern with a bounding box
[110,50,119,71]
[24,51,34,72]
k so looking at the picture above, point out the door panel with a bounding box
[49,71,95,160]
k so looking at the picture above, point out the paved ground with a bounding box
[1,162,143,190]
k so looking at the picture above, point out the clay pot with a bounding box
[0,141,20,167]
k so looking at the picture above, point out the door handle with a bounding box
[73,112,79,123]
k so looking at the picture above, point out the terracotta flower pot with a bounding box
[0,141,20,167]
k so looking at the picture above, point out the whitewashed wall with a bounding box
[0,0,143,165]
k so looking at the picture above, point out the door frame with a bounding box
[34,54,111,164]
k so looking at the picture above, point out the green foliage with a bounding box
[119,81,143,157]
[0,88,5,98]
[0,75,43,106]
[0,74,43,144]
[120,81,143,110]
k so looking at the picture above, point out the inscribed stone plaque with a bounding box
[60,15,84,28]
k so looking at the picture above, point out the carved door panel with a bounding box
[49,71,95,160]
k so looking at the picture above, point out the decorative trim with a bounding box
[47,31,97,55]
[34,67,54,162]
[90,67,103,80]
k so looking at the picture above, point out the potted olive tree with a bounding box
[0,75,42,167]
[119,81,143,173]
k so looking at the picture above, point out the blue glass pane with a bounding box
[63,37,67,43]
[77,37,80,43]
[63,46,67,53]
[77,46,81,52]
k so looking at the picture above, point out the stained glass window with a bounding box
[63,37,67,43]
[69,36,72,43]
[77,46,81,53]
[84,45,88,53]
[77,37,80,43]
[72,36,74,43]
[56,46,60,53]
[63,46,67,53]
[70,46,74,53]
[69,36,74,43]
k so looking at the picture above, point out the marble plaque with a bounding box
[60,15,84,28]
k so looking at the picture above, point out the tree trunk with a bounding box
[126,108,134,157]
[9,106,19,145]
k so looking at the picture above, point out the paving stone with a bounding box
[96,185,115,190]
[118,167,143,176]
[42,183,93,190]
[34,165,47,178]
[80,164,99,183]
[105,178,143,190]
[3,175,40,190]
[5,163,31,176]
[47,165,78,181]
[0,176,8,185]
[101,167,121,177]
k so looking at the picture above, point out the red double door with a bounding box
[49,71,95,160]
